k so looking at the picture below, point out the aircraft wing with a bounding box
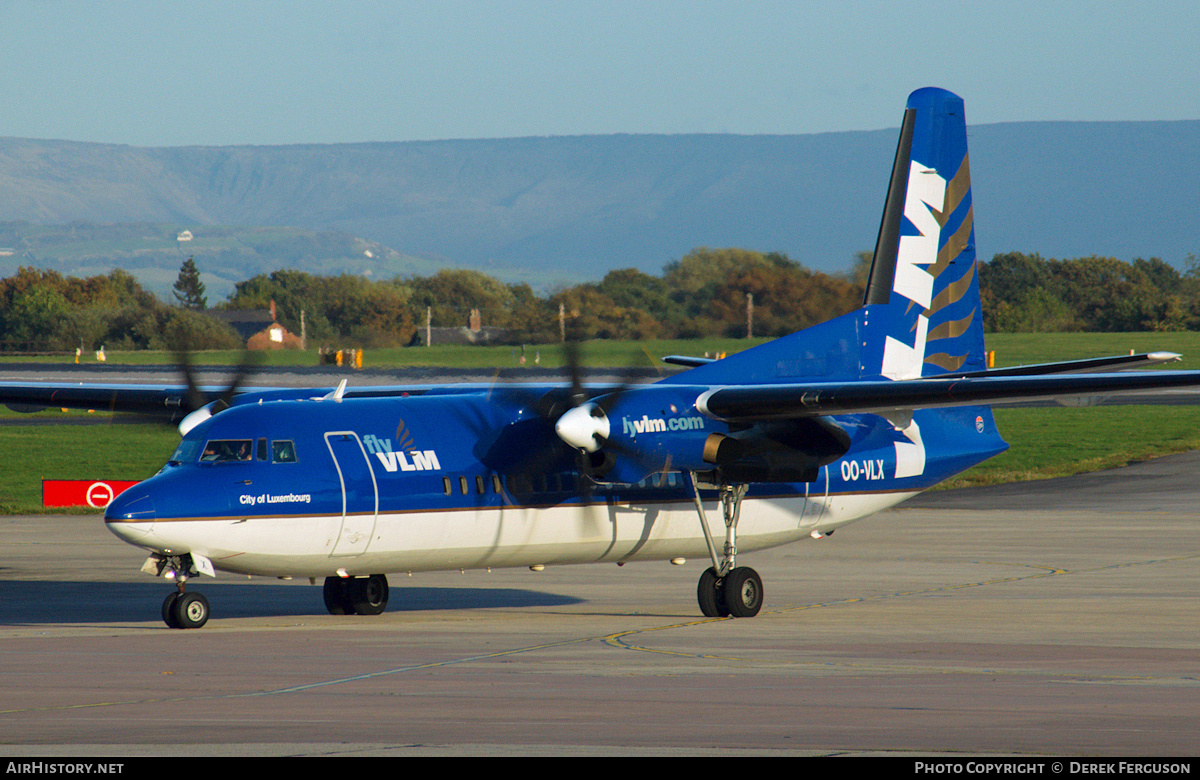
[0,382,195,417]
[0,381,444,419]
[695,370,1200,423]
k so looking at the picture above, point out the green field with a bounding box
[7,331,1200,371]
[944,405,1200,488]
[984,332,1200,369]
[0,416,178,514]
[3,332,1199,514]
[0,337,770,371]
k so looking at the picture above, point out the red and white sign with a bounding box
[42,480,140,508]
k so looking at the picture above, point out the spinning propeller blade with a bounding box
[547,338,651,484]
[176,350,260,435]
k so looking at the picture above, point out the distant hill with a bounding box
[0,221,440,301]
[1,121,1197,300]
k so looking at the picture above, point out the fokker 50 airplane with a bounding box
[5,87,1200,629]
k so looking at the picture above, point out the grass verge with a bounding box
[0,415,177,515]
[938,405,1200,489]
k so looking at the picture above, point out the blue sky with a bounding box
[1,1,1198,147]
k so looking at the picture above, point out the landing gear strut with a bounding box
[323,574,389,615]
[689,475,763,618]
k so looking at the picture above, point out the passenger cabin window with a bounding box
[201,439,253,462]
[272,440,297,463]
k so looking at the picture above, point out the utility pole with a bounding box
[746,292,754,339]
[559,303,566,342]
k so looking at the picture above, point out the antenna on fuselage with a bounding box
[321,379,348,402]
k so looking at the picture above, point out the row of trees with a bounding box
[0,248,864,351]
[980,253,1200,332]
[2,249,1197,353]
[0,266,242,352]
[222,247,865,346]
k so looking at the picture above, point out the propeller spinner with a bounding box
[553,401,611,453]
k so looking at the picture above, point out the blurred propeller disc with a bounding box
[175,350,260,435]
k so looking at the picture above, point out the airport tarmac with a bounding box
[0,453,1197,757]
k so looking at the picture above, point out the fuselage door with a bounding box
[324,431,379,556]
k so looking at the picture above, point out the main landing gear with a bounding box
[688,476,763,618]
[323,574,390,615]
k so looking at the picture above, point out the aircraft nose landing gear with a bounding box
[162,589,210,629]
[151,554,211,629]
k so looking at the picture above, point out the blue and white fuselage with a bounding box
[106,391,1007,579]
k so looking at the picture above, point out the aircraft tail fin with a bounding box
[661,87,984,388]
[864,87,984,379]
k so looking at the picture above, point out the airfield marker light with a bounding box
[670,558,686,566]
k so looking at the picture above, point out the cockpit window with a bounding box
[169,439,201,464]
[201,439,254,462]
[272,440,298,463]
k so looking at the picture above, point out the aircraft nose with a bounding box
[104,485,156,543]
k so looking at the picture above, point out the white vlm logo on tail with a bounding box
[882,314,929,381]
[882,161,946,381]
[894,161,946,309]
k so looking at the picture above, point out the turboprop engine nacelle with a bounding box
[699,418,852,484]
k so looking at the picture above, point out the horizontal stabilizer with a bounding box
[661,355,715,368]
[953,352,1181,377]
